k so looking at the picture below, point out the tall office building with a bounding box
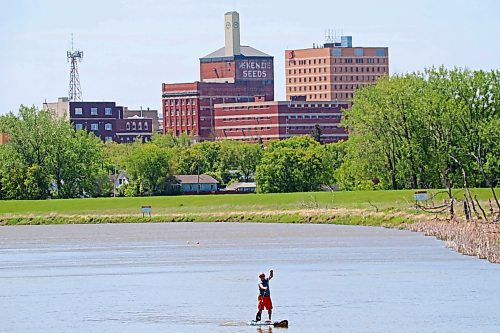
[285,36,388,102]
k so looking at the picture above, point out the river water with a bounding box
[0,223,499,332]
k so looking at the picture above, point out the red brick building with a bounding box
[285,36,389,102]
[162,11,274,141]
[214,97,348,143]
[0,133,9,145]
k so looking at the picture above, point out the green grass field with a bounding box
[0,188,493,217]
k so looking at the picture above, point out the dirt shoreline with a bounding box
[1,208,499,263]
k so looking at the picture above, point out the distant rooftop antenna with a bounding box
[325,29,335,44]
[67,34,83,101]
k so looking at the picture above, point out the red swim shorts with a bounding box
[258,296,273,310]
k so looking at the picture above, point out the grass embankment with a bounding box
[1,188,498,263]
[0,188,492,220]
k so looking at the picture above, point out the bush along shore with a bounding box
[1,207,499,264]
[404,219,500,264]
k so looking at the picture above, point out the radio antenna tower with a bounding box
[67,34,83,101]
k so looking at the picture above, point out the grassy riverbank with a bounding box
[0,188,493,218]
[1,188,498,263]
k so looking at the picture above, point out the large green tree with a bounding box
[124,142,173,196]
[255,136,333,193]
[340,67,499,199]
[0,106,104,199]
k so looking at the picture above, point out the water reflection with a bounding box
[256,327,273,333]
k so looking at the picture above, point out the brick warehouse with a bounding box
[285,36,389,102]
[162,11,274,141]
[214,97,349,143]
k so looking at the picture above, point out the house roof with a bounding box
[225,182,256,190]
[126,115,144,119]
[201,46,271,59]
[175,175,219,184]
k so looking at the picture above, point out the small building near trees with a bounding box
[174,175,219,194]
[224,182,256,192]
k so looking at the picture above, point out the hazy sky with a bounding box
[1,0,498,114]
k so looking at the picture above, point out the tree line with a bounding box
[0,67,497,201]
[0,107,333,199]
[338,67,499,214]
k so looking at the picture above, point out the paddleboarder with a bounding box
[256,269,273,322]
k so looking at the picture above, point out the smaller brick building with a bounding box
[70,102,153,143]
[214,97,348,143]
[0,133,9,145]
[44,99,154,143]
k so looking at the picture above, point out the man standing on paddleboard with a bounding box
[256,269,273,322]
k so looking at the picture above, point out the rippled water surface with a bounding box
[1,222,499,332]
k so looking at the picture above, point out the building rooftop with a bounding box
[201,45,271,59]
[225,182,256,191]
[175,175,219,184]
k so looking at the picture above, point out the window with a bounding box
[91,107,98,115]
[105,137,113,142]
[75,107,83,115]
[144,122,148,130]
[105,123,113,130]
[105,107,112,115]
[75,123,83,130]
[126,122,130,130]
[138,122,142,130]
[90,123,99,131]
[132,122,136,130]
[332,48,341,57]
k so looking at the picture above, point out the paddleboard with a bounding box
[248,320,288,328]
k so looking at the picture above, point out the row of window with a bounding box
[288,93,353,100]
[165,98,196,106]
[288,66,386,75]
[288,72,382,85]
[287,114,342,120]
[118,136,151,142]
[169,109,197,116]
[125,122,149,131]
[288,82,373,92]
[74,107,113,116]
[222,105,269,111]
[221,103,339,111]
[288,103,339,108]
[293,59,327,65]
[287,125,339,130]
[222,116,272,122]
[289,57,386,66]
[224,127,272,132]
[75,122,150,131]
[169,119,197,126]
[75,123,113,131]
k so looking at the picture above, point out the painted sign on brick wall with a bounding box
[236,59,273,80]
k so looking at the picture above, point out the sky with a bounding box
[0,0,499,115]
